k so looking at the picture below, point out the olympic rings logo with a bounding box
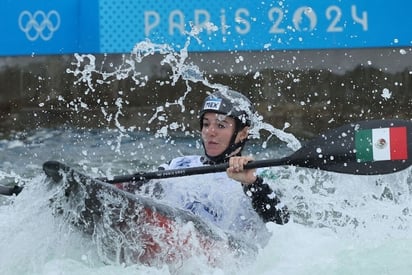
[18,10,61,41]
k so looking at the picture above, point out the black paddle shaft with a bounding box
[43,119,412,184]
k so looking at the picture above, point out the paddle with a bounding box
[43,119,412,184]
[0,184,23,196]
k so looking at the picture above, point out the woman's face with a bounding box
[201,112,248,157]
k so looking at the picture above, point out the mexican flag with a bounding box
[355,127,408,162]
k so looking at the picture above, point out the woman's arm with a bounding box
[243,176,290,224]
[227,156,290,224]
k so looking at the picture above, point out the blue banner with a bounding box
[1,0,99,56]
[1,0,411,56]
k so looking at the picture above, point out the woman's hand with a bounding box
[227,156,257,185]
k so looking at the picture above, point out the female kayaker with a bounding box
[141,89,290,246]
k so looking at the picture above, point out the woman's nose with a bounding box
[206,125,216,135]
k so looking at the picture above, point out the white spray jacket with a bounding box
[155,155,271,245]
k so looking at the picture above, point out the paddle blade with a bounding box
[287,119,412,175]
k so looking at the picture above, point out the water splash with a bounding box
[266,165,412,240]
[2,127,412,274]
[65,35,301,152]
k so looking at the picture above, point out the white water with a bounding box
[1,130,412,274]
[1,37,412,274]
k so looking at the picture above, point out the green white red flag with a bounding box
[355,127,408,162]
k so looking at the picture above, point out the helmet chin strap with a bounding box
[202,123,247,165]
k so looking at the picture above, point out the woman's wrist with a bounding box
[242,175,262,186]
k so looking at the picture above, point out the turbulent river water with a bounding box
[1,127,412,275]
[1,40,412,274]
